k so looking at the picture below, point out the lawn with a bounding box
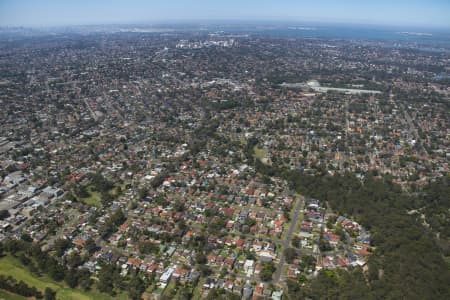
[0,289,27,300]
[79,183,125,208]
[253,145,268,160]
[79,185,102,207]
[112,183,126,196]
[0,256,127,300]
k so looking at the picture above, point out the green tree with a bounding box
[64,271,78,288]
[284,248,297,264]
[196,252,207,265]
[127,273,146,300]
[84,238,97,254]
[54,238,71,257]
[44,287,56,300]
[97,265,115,295]
[292,236,301,248]
[260,262,276,282]
[20,233,33,243]
[0,210,10,220]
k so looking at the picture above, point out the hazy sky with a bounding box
[1,0,449,28]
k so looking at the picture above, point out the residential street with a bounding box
[272,195,304,284]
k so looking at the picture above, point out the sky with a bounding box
[0,0,450,29]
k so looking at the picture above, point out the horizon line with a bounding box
[1,18,450,31]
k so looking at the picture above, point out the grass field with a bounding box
[112,184,126,197]
[0,289,27,300]
[0,256,127,300]
[78,185,102,207]
[79,183,125,207]
[253,145,268,160]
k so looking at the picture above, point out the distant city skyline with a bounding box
[1,0,450,29]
